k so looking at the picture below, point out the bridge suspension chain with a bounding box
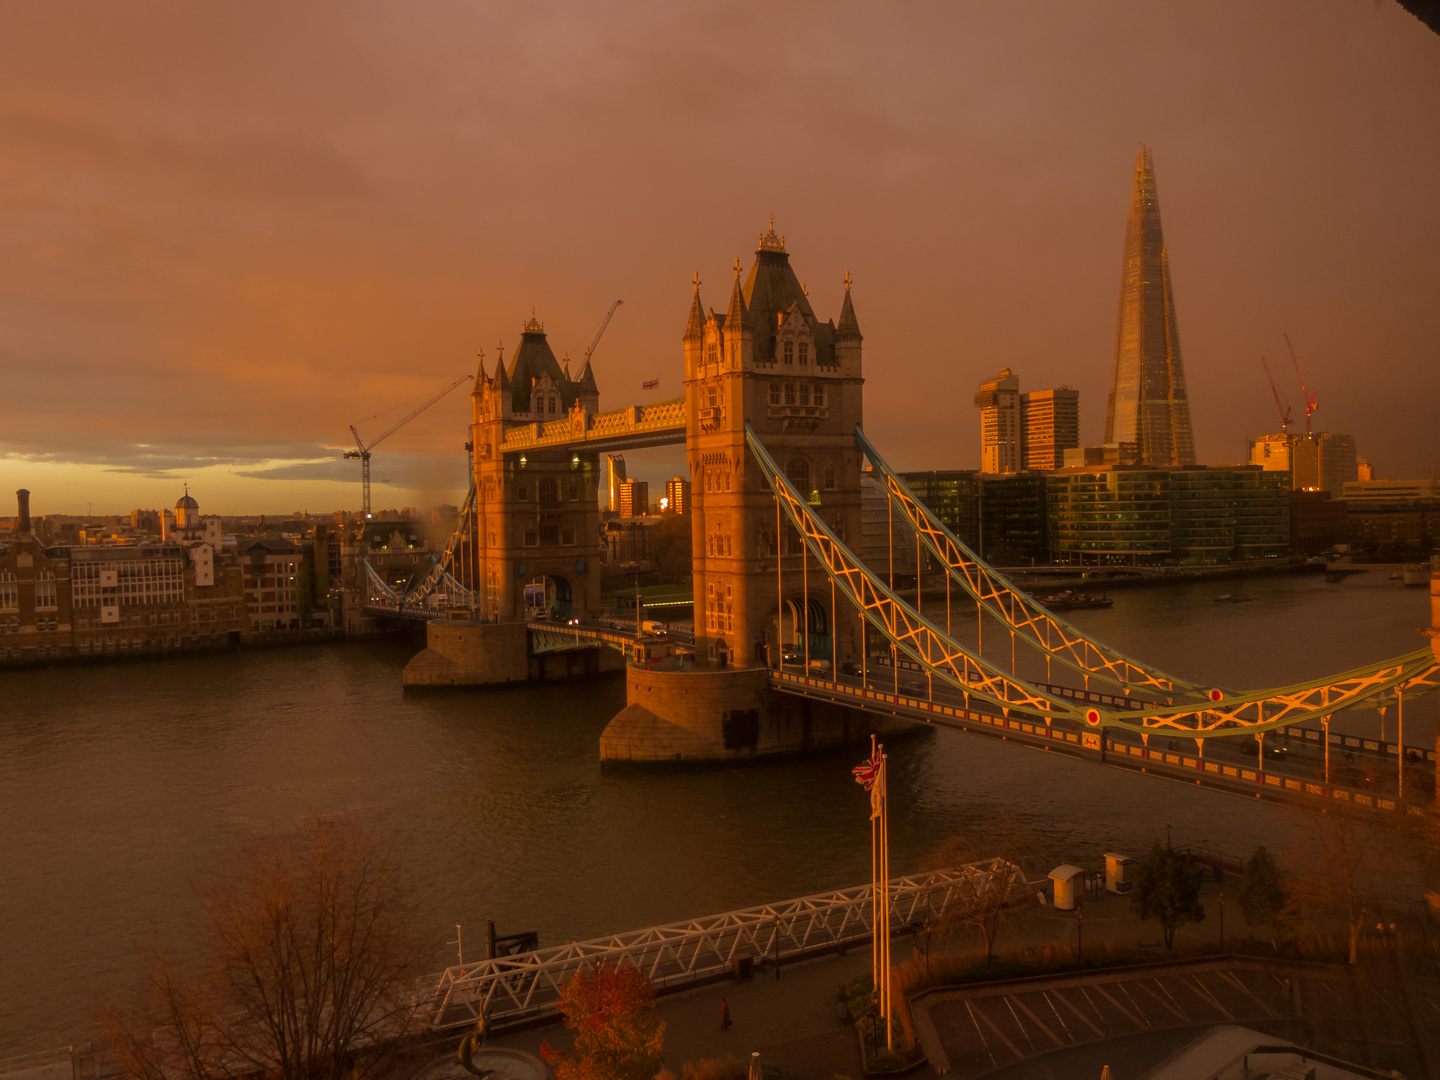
[746,424,1088,723]
[750,424,1439,739]
[854,425,1200,701]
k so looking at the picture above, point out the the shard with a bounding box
[1104,146,1196,467]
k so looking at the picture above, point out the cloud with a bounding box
[0,0,1436,513]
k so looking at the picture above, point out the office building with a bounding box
[1251,431,1358,496]
[980,474,1050,564]
[617,479,649,519]
[1291,433,1357,495]
[2,488,246,665]
[899,471,980,550]
[1290,491,1348,555]
[1249,433,1293,474]
[1020,387,1080,471]
[1063,443,1140,468]
[1048,465,1286,566]
[606,454,627,513]
[1105,147,1196,467]
[974,368,1021,474]
[664,477,691,515]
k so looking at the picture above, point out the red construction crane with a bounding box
[345,373,473,519]
[1284,334,1319,434]
[1260,356,1293,433]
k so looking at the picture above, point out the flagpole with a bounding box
[875,748,887,1054]
[869,732,878,1023]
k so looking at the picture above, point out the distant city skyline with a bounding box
[1,2,1437,515]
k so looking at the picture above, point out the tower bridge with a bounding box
[381,222,1440,809]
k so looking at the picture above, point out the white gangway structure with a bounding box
[418,861,1021,1032]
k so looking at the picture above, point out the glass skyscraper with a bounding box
[1104,147,1197,468]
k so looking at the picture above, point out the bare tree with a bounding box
[104,818,421,1080]
[1288,808,1393,965]
[924,816,1034,964]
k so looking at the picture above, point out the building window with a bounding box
[798,342,808,365]
[783,341,793,364]
[562,528,576,545]
[769,382,781,406]
[786,458,810,490]
[814,384,826,407]
[784,383,796,406]
[540,524,559,545]
[517,484,529,502]
[798,384,810,407]
[0,572,16,612]
[823,467,836,490]
[523,530,539,547]
[484,482,496,502]
[539,478,558,503]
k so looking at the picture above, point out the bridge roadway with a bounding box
[530,618,1429,817]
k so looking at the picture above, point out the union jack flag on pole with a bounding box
[852,753,884,819]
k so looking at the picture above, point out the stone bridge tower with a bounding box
[686,221,865,667]
[470,313,604,623]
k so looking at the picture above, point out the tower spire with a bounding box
[837,273,862,341]
[725,260,750,331]
[1105,146,1195,467]
[685,273,706,343]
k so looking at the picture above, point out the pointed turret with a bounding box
[685,273,706,343]
[494,342,509,390]
[474,348,488,386]
[836,271,862,341]
[724,259,751,333]
[576,357,599,395]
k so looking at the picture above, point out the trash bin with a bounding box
[1048,865,1083,911]
[1105,853,1135,895]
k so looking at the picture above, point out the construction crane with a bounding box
[578,300,624,365]
[344,373,472,519]
[1284,333,1319,434]
[1260,357,1293,433]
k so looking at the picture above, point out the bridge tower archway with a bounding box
[763,595,831,668]
[523,573,573,620]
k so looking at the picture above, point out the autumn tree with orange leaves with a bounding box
[542,963,666,1080]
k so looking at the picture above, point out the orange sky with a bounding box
[1,1,1437,516]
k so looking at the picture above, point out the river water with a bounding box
[0,569,1431,1055]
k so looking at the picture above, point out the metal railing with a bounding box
[498,398,686,453]
[417,862,1017,1032]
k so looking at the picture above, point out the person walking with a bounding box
[719,996,732,1032]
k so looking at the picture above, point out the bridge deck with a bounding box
[771,668,1429,818]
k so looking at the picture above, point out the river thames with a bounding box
[0,569,1431,1055]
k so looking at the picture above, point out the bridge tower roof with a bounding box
[506,311,583,414]
[741,218,820,362]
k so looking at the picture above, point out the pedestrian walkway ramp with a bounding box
[418,861,1018,1033]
